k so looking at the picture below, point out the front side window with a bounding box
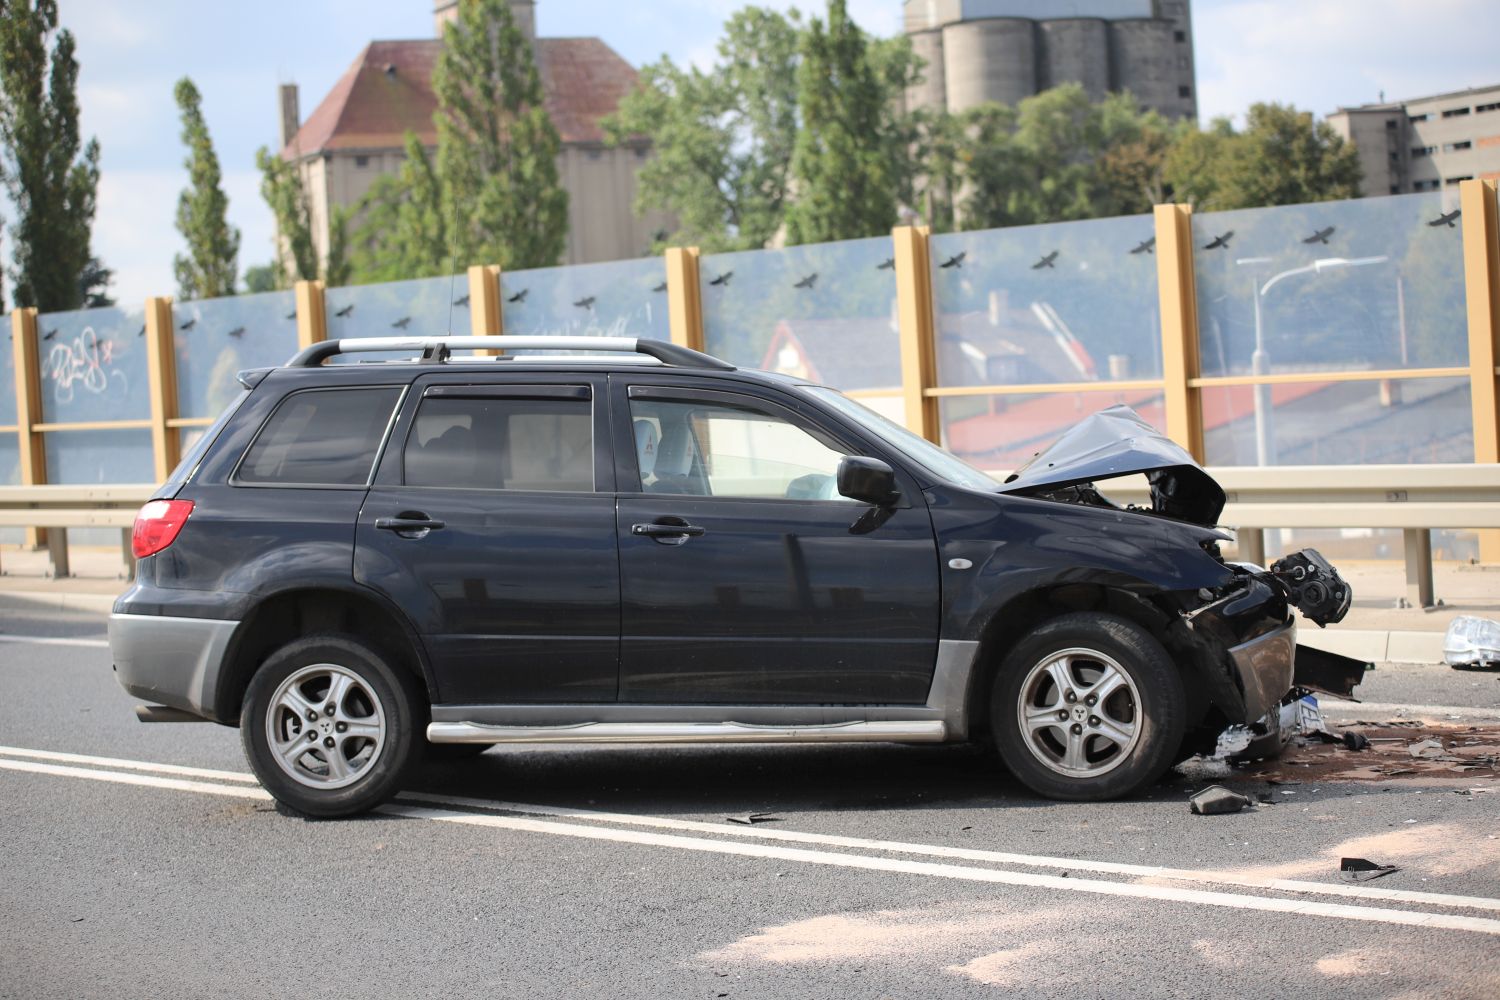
[238,387,401,486]
[405,393,593,492]
[630,395,849,501]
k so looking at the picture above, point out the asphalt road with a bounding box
[2,596,1498,1000]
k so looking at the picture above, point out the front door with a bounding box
[355,375,619,705]
[613,380,940,705]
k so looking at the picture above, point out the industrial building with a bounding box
[902,0,1197,120]
[276,1,672,273]
[1327,84,1500,198]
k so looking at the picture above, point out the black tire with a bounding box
[991,612,1186,801]
[241,633,425,818]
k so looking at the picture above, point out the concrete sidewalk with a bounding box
[2,545,1494,664]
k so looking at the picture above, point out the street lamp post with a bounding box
[1235,255,1389,467]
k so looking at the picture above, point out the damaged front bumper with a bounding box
[1228,620,1297,723]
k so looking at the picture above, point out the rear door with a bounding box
[612,378,941,705]
[355,373,619,705]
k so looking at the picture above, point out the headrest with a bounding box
[634,419,659,479]
[408,423,477,486]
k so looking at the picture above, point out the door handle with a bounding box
[631,522,706,538]
[375,514,446,534]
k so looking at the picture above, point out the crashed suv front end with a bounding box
[993,406,1364,741]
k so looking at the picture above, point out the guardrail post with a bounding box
[893,225,940,443]
[1153,203,1205,461]
[1404,529,1435,609]
[294,279,327,350]
[468,264,503,357]
[10,307,46,551]
[1461,178,1500,564]
[665,247,704,353]
[144,296,180,484]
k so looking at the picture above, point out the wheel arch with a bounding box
[214,584,436,725]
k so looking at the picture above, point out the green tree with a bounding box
[77,255,111,307]
[1164,103,1362,210]
[432,0,567,269]
[604,6,802,251]
[255,146,347,287]
[243,262,277,294]
[0,0,101,311]
[350,133,448,282]
[784,1,917,245]
[172,77,239,300]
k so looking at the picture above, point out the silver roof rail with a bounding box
[286,336,735,371]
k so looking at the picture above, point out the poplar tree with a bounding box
[173,77,239,299]
[255,146,347,287]
[350,132,448,282]
[0,0,101,311]
[432,0,567,269]
[784,0,912,245]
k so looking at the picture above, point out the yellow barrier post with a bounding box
[143,296,180,483]
[10,307,46,551]
[467,264,503,357]
[1461,179,1500,563]
[1153,203,1205,460]
[665,247,704,353]
[893,225,940,443]
[294,279,327,350]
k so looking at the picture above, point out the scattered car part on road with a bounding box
[1189,785,1254,815]
[1444,615,1500,670]
[1341,857,1400,882]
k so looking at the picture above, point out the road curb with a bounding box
[0,590,117,615]
[1299,626,1445,665]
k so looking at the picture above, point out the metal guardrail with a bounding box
[0,485,154,579]
[2,465,1497,605]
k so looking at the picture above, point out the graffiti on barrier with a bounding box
[46,326,128,405]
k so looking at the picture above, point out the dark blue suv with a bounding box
[108,336,1360,816]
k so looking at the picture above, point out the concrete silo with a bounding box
[1108,18,1178,111]
[1037,18,1109,102]
[941,18,1036,111]
[906,28,947,113]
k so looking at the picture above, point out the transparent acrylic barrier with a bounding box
[929,214,1160,388]
[501,257,668,342]
[36,306,150,422]
[940,390,1167,472]
[1201,377,1471,466]
[43,427,154,484]
[0,311,17,426]
[0,434,17,543]
[1192,192,1467,376]
[325,276,471,363]
[700,237,898,389]
[175,290,299,419]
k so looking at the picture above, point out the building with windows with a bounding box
[276,0,671,272]
[902,0,1197,120]
[1327,84,1500,197]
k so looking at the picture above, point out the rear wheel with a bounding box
[991,613,1185,801]
[241,634,423,817]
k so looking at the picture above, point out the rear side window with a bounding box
[237,387,402,486]
[404,391,593,492]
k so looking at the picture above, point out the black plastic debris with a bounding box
[1340,857,1399,882]
[726,813,778,825]
[1342,731,1371,751]
[1189,785,1254,815]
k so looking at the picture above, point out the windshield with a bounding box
[805,387,1000,491]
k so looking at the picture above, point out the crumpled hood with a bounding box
[999,405,1227,527]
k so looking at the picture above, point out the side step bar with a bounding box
[427,720,947,745]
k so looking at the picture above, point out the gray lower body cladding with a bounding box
[108,613,239,721]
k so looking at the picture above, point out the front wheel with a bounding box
[241,634,424,817]
[991,612,1185,801]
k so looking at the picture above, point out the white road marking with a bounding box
[399,791,1500,914]
[0,758,270,800]
[382,803,1500,936]
[3,746,1500,933]
[1320,701,1500,719]
[0,745,259,783]
[0,634,109,649]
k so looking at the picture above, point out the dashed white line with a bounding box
[0,634,109,649]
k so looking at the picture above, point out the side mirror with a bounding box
[837,456,900,507]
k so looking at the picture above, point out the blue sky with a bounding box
[25,0,1500,306]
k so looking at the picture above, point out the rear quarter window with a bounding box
[236,386,402,486]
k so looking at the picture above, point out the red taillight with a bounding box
[132,499,195,559]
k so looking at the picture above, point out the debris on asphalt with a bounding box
[1340,857,1399,882]
[1443,615,1500,670]
[1407,738,1455,760]
[1342,731,1371,751]
[1189,785,1254,815]
[1214,725,1254,758]
[726,813,778,825]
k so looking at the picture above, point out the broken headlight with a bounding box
[1270,548,1351,628]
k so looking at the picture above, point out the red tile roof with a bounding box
[281,36,640,159]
